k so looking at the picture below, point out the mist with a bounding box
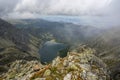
[0,0,112,17]
[0,0,119,28]
[39,15,120,28]
[0,0,120,80]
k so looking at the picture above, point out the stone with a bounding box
[87,72,98,80]
[43,69,51,76]
[33,65,40,72]
[34,78,46,80]
[80,64,91,71]
[63,60,69,67]
[64,73,72,80]
[70,64,79,70]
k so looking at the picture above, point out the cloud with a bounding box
[0,0,114,18]
[0,0,19,16]
[14,0,112,14]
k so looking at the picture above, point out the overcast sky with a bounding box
[0,0,119,19]
[0,0,119,27]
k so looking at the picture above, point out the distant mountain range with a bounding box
[0,18,120,79]
[7,18,120,60]
[8,19,120,77]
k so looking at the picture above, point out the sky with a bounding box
[0,0,117,18]
[0,0,119,27]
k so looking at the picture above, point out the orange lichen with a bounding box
[0,78,3,80]
[30,64,51,80]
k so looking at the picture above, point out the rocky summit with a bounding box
[30,47,110,80]
[1,46,110,80]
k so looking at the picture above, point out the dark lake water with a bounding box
[39,41,67,63]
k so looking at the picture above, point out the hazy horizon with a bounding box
[0,0,120,28]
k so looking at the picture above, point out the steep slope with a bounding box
[0,19,29,50]
[8,19,103,44]
[90,27,120,80]
[0,19,41,75]
[85,27,120,64]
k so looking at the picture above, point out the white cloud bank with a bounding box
[0,0,114,18]
[14,0,112,14]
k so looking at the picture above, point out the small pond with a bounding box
[39,41,68,64]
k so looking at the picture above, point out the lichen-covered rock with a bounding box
[64,73,72,80]
[30,48,110,80]
[43,69,51,76]
[0,60,43,80]
[1,46,110,80]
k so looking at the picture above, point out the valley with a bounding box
[0,18,120,80]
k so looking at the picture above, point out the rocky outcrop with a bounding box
[30,47,110,80]
[0,60,43,80]
[0,46,110,80]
